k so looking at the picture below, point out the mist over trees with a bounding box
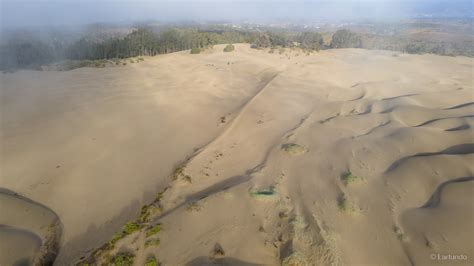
[0,28,254,69]
[330,29,362,48]
[331,29,474,57]
[299,32,324,51]
[1,25,473,71]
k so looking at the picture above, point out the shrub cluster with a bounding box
[223,44,235,52]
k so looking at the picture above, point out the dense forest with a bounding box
[1,26,473,71]
[66,28,253,60]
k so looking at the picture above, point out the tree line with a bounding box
[1,27,472,70]
[66,28,253,60]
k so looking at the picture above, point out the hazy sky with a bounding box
[1,0,472,27]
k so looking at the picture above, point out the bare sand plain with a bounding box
[1,44,473,265]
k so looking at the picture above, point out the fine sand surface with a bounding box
[1,44,473,265]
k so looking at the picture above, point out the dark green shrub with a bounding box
[223,44,235,52]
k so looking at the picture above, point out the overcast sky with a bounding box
[1,0,472,27]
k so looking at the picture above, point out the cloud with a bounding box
[1,0,470,27]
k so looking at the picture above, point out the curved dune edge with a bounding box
[399,178,474,265]
[0,188,62,265]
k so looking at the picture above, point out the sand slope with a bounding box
[1,44,473,265]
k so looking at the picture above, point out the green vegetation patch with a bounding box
[139,204,162,223]
[223,44,235,52]
[281,143,307,155]
[341,171,361,185]
[123,222,141,234]
[251,186,275,196]
[111,252,134,266]
[144,256,158,266]
[146,224,162,238]
[250,186,278,200]
[190,48,201,54]
[108,222,143,246]
[155,191,165,202]
[337,194,355,212]
[145,239,161,248]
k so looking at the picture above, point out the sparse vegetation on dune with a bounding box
[186,201,202,212]
[281,143,307,155]
[251,186,276,196]
[337,193,355,212]
[393,226,409,242]
[183,175,192,183]
[146,224,162,237]
[108,222,143,247]
[110,252,134,266]
[145,239,161,248]
[282,252,309,266]
[341,171,362,185]
[144,256,158,266]
[223,44,235,52]
[78,186,169,264]
[172,165,186,180]
[139,204,162,223]
[250,186,279,201]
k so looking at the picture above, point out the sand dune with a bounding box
[1,44,472,265]
[0,188,61,265]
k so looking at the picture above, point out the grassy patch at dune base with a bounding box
[190,48,201,54]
